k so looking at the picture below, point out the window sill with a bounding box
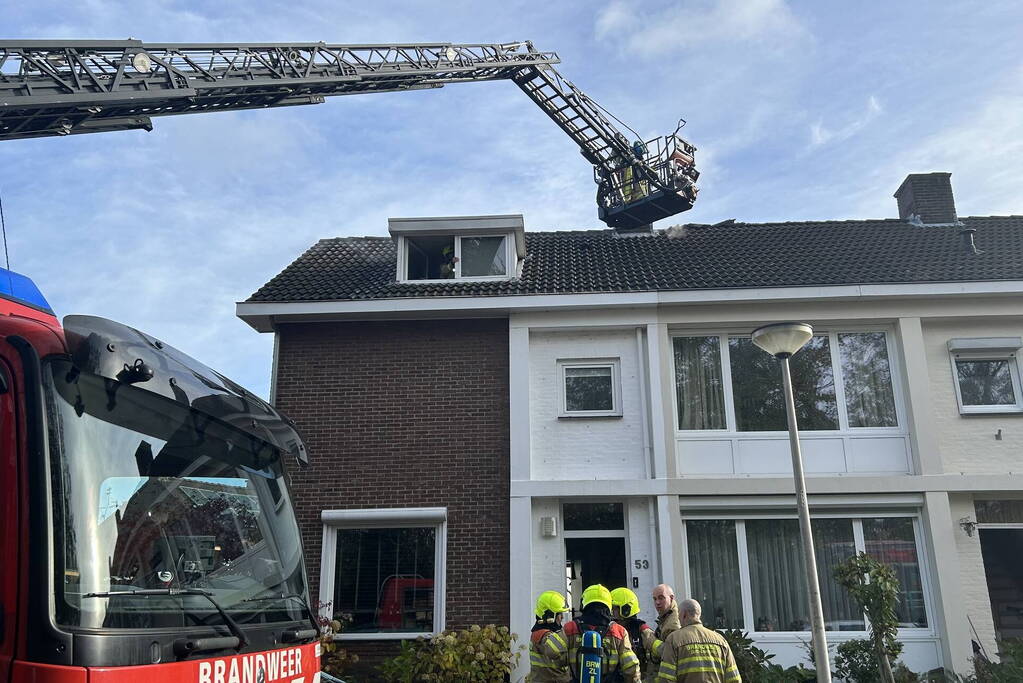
[558,413,623,419]
[958,407,1023,415]
[335,632,437,641]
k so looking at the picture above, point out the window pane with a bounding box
[840,333,898,427]
[975,500,1023,524]
[813,519,864,631]
[334,527,435,633]
[563,503,624,530]
[460,236,507,276]
[674,337,726,430]
[406,236,455,280]
[956,360,1016,406]
[565,366,613,412]
[730,336,838,431]
[686,521,744,629]
[746,519,860,632]
[746,519,808,632]
[863,518,927,628]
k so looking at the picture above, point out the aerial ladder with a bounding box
[0,40,698,229]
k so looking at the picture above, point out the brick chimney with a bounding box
[894,172,958,224]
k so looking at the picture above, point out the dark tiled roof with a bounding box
[247,216,1023,302]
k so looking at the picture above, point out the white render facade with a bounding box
[508,288,1023,681]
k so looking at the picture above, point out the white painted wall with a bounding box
[950,494,999,660]
[625,498,659,624]
[923,320,1023,474]
[530,329,646,480]
[753,635,942,675]
[531,498,566,604]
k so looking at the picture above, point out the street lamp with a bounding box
[751,322,832,683]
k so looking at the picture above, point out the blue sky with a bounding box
[2,1,1022,398]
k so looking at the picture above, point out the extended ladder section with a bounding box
[0,39,698,226]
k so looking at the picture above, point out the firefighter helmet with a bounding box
[581,584,613,610]
[535,590,570,619]
[610,587,641,618]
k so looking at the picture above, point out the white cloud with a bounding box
[809,95,884,147]
[596,0,808,57]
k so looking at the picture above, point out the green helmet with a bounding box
[535,590,570,619]
[581,584,613,610]
[610,587,641,618]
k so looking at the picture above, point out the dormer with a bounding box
[388,214,526,283]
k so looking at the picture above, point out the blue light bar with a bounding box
[0,267,54,314]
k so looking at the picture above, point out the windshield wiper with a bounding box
[84,588,247,649]
[242,592,320,640]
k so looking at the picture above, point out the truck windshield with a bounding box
[44,358,311,630]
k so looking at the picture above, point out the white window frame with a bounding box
[397,233,513,283]
[680,512,936,639]
[948,344,1023,415]
[670,327,907,435]
[319,507,447,641]
[557,358,622,418]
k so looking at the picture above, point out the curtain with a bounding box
[839,332,898,427]
[863,518,927,627]
[674,336,726,429]
[811,519,863,630]
[686,521,744,629]
[746,519,860,631]
[746,519,809,631]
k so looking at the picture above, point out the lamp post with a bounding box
[751,322,832,683]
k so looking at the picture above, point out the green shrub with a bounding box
[377,624,521,682]
[961,639,1023,682]
[834,553,904,682]
[833,638,923,683]
[719,629,815,682]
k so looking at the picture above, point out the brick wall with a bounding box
[274,318,510,673]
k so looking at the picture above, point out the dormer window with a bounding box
[389,214,524,283]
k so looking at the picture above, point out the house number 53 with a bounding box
[634,560,649,569]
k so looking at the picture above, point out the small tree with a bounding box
[834,553,902,683]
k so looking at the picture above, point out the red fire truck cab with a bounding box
[0,268,321,682]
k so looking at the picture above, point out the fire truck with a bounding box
[0,270,321,682]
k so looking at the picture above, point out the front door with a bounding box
[565,537,627,618]
[980,528,1023,641]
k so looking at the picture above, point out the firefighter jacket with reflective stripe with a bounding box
[620,618,664,676]
[561,620,641,682]
[656,620,741,683]
[655,602,681,641]
[528,626,572,682]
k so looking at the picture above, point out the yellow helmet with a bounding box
[581,584,613,610]
[610,587,641,618]
[535,590,570,619]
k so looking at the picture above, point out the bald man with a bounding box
[657,598,740,682]
[651,584,681,642]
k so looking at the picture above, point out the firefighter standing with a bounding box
[558,584,641,682]
[528,591,572,682]
[611,587,663,680]
[652,584,681,643]
[656,599,741,682]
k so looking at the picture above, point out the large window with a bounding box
[683,515,929,633]
[319,508,446,639]
[402,234,509,281]
[674,331,900,431]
